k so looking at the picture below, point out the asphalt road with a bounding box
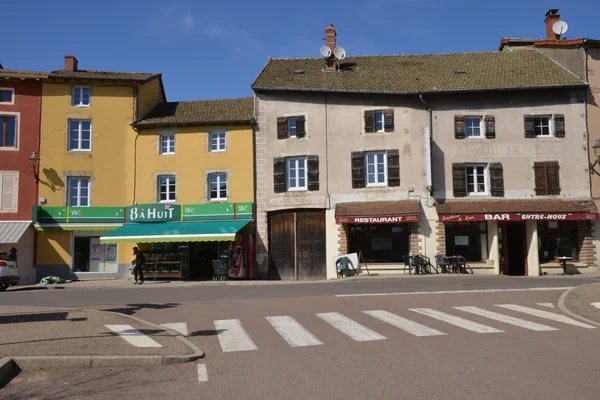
[2,275,600,399]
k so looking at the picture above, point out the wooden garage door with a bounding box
[268,209,326,281]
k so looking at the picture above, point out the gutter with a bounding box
[132,119,254,129]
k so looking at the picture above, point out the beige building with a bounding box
[252,24,597,280]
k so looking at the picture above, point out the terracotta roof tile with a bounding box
[437,199,599,214]
[49,70,160,81]
[336,201,420,217]
[0,69,49,79]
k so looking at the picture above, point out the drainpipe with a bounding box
[324,95,331,209]
[33,84,43,273]
[419,94,433,204]
[132,85,140,205]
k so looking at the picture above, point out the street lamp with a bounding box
[29,151,40,183]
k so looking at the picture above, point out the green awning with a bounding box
[99,220,250,244]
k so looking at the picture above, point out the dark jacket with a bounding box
[134,252,145,268]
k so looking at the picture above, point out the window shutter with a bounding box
[554,114,565,138]
[452,163,467,197]
[524,115,535,138]
[533,162,547,195]
[387,149,400,187]
[296,115,306,138]
[0,173,16,211]
[351,151,366,189]
[547,161,561,195]
[484,115,496,139]
[364,111,374,133]
[384,109,395,133]
[277,117,288,140]
[454,116,465,139]
[273,157,287,193]
[307,155,319,191]
[489,163,504,197]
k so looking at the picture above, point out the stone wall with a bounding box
[577,220,596,266]
[410,223,421,255]
[254,94,269,278]
[337,224,349,255]
[435,221,446,255]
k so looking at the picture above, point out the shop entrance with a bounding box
[498,222,527,276]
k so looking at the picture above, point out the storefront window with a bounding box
[537,221,578,263]
[72,235,118,273]
[348,223,409,263]
[445,222,486,262]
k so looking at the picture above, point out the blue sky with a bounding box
[4,1,599,101]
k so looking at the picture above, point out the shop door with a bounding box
[268,211,295,280]
[506,222,527,276]
[498,223,508,275]
[296,210,326,280]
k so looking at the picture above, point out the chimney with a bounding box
[64,55,78,72]
[545,9,560,40]
[324,24,337,71]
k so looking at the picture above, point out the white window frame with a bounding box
[208,172,228,201]
[288,117,297,138]
[365,151,387,187]
[0,87,15,105]
[68,119,92,151]
[71,86,91,107]
[374,111,385,133]
[533,115,552,137]
[0,112,19,151]
[287,157,307,191]
[209,131,227,152]
[0,171,18,212]
[465,116,483,138]
[67,177,91,207]
[159,134,175,155]
[157,175,177,203]
[465,164,488,196]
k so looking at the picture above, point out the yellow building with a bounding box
[35,55,165,280]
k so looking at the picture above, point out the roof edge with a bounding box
[133,119,254,129]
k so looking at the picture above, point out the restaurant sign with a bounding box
[126,204,181,223]
[336,214,420,224]
[439,212,599,223]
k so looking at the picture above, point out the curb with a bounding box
[557,283,600,328]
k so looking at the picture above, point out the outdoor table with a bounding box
[446,256,465,274]
[555,256,574,276]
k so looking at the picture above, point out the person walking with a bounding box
[8,248,17,263]
[132,247,145,284]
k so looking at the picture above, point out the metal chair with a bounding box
[436,255,449,273]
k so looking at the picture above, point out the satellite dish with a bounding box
[320,46,332,58]
[552,21,569,36]
[334,46,346,60]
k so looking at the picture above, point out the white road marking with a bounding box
[363,310,446,337]
[536,303,554,309]
[590,302,600,310]
[454,306,558,331]
[496,304,597,329]
[336,287,574,298]
[266,316,323,347]
[197,364,208,382]
[160,323,188,336]
[214,319,258,352]
[105,325,163,348]
[409,308,503,333]
[316,312,386,342]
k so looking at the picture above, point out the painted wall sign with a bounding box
[336,214,420,224]
[439,212,598,223]
[183,202,253,221]
[126,204,181,223]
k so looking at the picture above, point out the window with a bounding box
[208,173,228,200]
[445,222,487,262]
[349,224,409,263]
[374,111,384,132]
[160,134,175,154]
[210,132,227,152]
[67,177,90,207]
[365,152,387,186]
[287,157,307,190]
[364,109,394,133]
[466,165,487,195]
[465,117,482,138]
[533,161,560,195]
[68,120,92,151]
[0,116,17,148]
[288,118,297,138]
[0,88,14,104]
[72,86,91,107]
[534,116,551,137]
[0,172,17,211]
[157,175,176,202]
[537,221,579,263]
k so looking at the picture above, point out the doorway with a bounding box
[505,222,527,276]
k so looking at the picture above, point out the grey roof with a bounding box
[49,70,160,82]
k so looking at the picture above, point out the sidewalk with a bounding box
[559,282,600,326]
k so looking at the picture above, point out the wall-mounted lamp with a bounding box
[29,151,40,183]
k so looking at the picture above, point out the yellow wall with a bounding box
[135,125,254,204]
[138,77,164,120]
[36,231,70,265]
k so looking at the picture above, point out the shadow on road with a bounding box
[0,312,87,324]
[189,329,225,337]
[102,303,181,316]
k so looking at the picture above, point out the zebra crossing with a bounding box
[153,303,596,353]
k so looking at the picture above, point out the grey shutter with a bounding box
[273,157,287,193]
[533,162,547,195]
[454,116,465,139]
[489,163,504,197]
[452,163,467,197]
[307,155,319,191]
[351,151,365,188]
[277,117,288,140]
[387,149,400,187]
[484,115,496,139]
[547,161,561,195]
[524,115,535,138]
[554,114,565,138]
[296,115,306,138]
[364,111,374,133]
[384,109,395,133]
